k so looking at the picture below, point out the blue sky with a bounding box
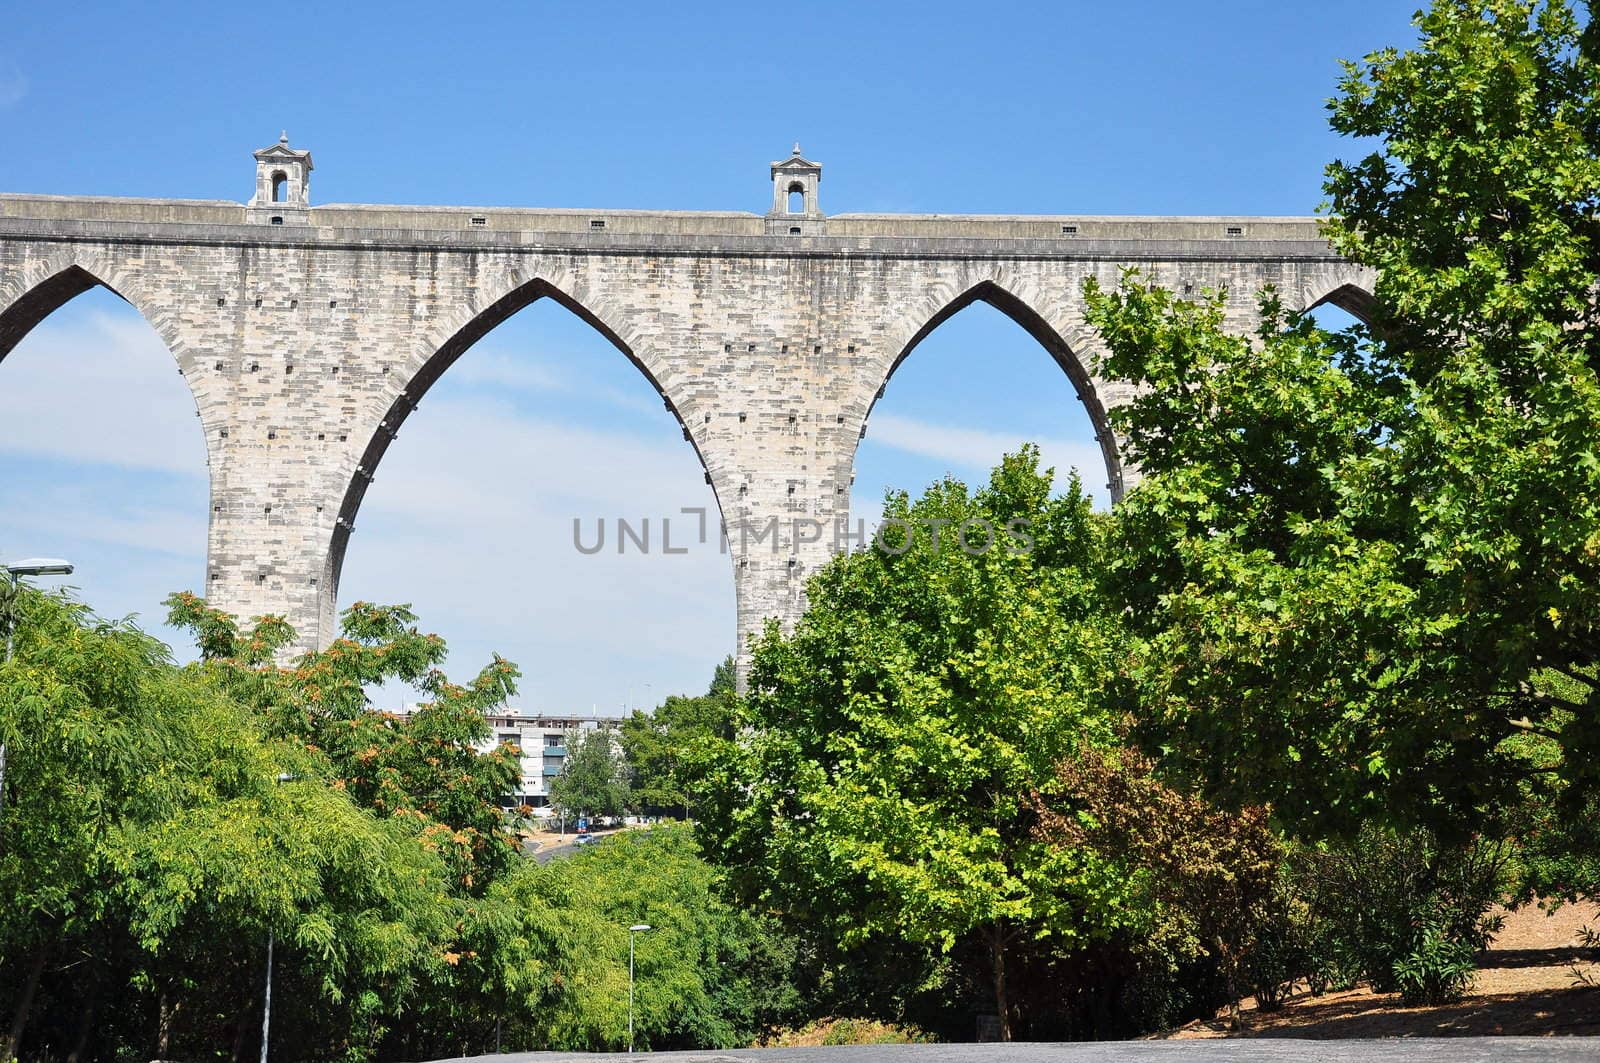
[0,1,1415,712]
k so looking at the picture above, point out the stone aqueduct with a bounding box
[0,139,1372,662]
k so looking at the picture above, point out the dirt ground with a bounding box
[1157,901,1600,1039]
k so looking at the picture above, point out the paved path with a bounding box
[430,1038,1600,1062]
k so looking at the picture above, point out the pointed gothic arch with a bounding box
[0,257,211,453]
[323,274,729,614]
[863,279,1125,502]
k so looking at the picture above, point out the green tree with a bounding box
[708,654,737,697]
[1322,0,1600,828]
[0,586,469,1060]
[619,658,737,817]
[485,825,808,1051]
[162,594,536,1056]
[696,450,1136,1039]
[166,593,521,893]
[550,726,629,820]
[1083,0,1600,856]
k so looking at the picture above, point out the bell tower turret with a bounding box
[248,132,313,224]
[766,144,824,236]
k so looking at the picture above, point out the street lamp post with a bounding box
[0,558,74,837]
[261,772,295,1063]
[627,923,652,1053]
[260,933,275,1063]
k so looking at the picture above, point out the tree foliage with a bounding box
[1082,1,1600,863]
[696,450,1139,1038]
[165,592,521,892]
[0,588,476,1059]
[619,657,738,816]
[1,589,812,1060]
[1033,747,1286,1024]
[486,825,809,1051]
[549,725,629,820]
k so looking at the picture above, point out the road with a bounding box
[430,1039,1600,1062]
[522,829,625,864]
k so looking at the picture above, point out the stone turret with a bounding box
[248,133,313,224]
[766,144,824,236]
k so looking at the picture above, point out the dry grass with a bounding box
[1156,901,1600,1039]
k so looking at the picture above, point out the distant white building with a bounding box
[386,708,623,811]
[482,711,623,811]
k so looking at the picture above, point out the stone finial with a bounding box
[792,142,802,155]
[280,130,289,144]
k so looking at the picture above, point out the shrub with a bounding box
[1393,923,1477,1006]
[761,1018,933,1046]
[1568,925,1599,989]
[1245,886,1311,1011]
[1287,825,1505,995]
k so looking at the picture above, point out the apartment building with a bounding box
[481,711,621,811]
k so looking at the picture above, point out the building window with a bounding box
[590,219,607,229]
[470,216,487,227]
[270,216,283,225]
[789,226,802,235]
[1225,226,1244,236]
[1061,224,1078,235]
[788,183,805,213]
[271,172,288,202]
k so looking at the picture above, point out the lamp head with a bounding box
[5,558,74,577]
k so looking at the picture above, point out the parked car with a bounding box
[575,832,601,847]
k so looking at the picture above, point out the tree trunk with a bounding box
[1217,936,1242,1031]
[989,921,1013,1041]
[66,985,98,1063]
[4,945,48,1062]
[157,992,177,1058]
[230,1008,248,1063]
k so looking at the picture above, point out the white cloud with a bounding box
[0,482,205,557]
[865,412,1111,504]
[0,308,207,476]
[446,351,567,394]
[0,61,24,108]
[340,392,736,711]
[450,342,664,415]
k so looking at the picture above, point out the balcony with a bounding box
[543,745,567,757]
[543,765,562,778]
